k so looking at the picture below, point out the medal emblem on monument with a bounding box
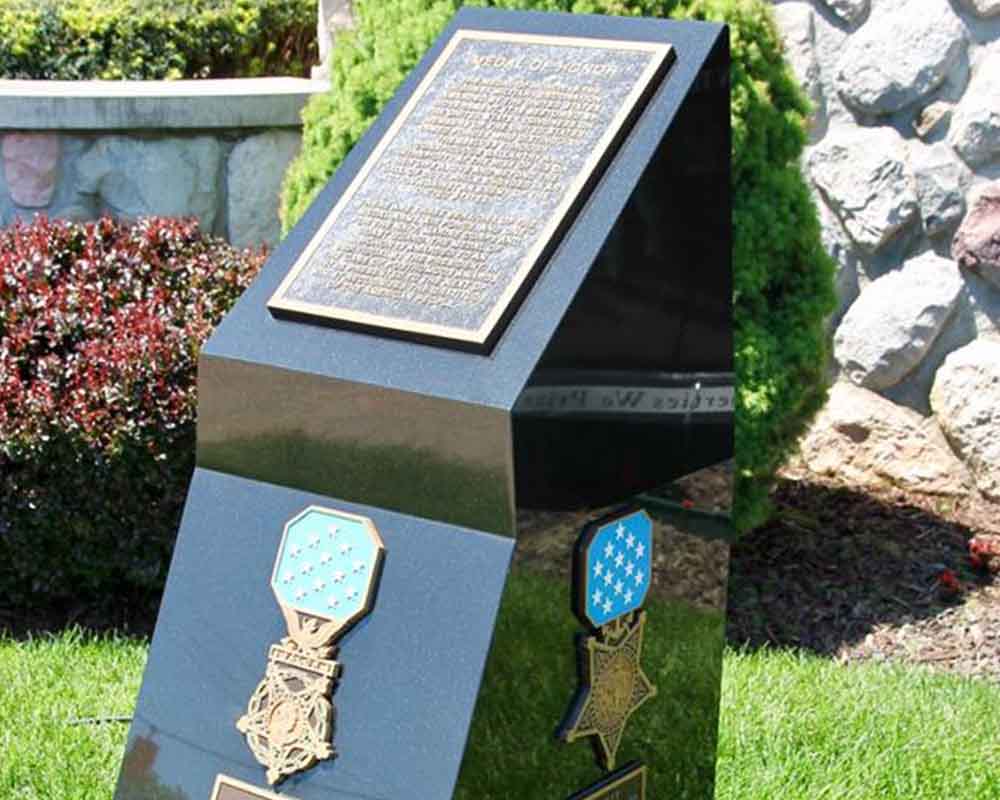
[237,506,386,784]
[560,508,657,772]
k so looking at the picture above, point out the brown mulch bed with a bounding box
[728,475,1000,683]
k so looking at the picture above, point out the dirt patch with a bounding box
[727,474,1000,682]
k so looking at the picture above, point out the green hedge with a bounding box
[0,0,317,80]
[280,0,836,532]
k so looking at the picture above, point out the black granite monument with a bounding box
[114,8,732,800]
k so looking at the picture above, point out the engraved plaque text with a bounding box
[269,30,673,350]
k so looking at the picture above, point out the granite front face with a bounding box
[115,467,732,800]
[269,31,672,349]
[116,9,732,800]
[115,470,515,800]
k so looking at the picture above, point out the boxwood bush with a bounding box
[280,0,836,532]
[0,0,317,80]
[0,217,265,608]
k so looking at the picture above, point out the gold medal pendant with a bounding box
[560,509,657,772]
[562,611,656,771]
[237,506,386,785]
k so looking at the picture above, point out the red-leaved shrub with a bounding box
[0,216,264,607]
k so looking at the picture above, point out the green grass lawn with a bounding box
[1,631,998,799]
[717,649,1000,800]
[0,630,145,800]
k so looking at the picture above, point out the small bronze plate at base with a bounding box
[211,774,296,800]
[568,761,647,800]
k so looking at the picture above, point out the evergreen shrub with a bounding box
[0,0,316,80]
[0,216,265,606]
[280,0,837,532]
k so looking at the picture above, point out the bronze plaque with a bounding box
[211,774,293,800]
[568,761,647,800]
[269,29,674,350]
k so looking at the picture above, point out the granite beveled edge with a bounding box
[0,77,330,130]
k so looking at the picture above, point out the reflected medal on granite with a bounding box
[560,508,657,773]
[236,507,386,785]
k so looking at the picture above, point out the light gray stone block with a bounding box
[948,52,1000,167]
[773,3,823,114]
[931,339,1000,500]
[910,140,971,236]
[227,131,302,249]
[76,136,223,232]
[807,126,919,253]
[818,199,860,325]
[834,251,964,389]
[834,0,966,115]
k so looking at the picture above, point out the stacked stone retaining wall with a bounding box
[772,0,1000,500]
[0,78,329,249]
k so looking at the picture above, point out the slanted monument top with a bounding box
[268,29,674,351]
[116,9,731,800]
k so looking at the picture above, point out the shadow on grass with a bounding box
[725,478,996,657]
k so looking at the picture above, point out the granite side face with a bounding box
[948,51,1000,167]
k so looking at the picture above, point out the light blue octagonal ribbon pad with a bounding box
[271,508,381,623]
[584,510,653,628]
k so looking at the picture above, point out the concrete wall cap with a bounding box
[0,78,330,130]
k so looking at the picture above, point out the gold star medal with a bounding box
[560,508,656,772]
[237,506,385,785]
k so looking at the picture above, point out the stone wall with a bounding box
[772,0,1000,500]
[0,78,329,249]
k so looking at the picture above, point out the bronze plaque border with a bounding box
[567,761,647,800]
[210,773,294,800]
[268,29,674,350]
